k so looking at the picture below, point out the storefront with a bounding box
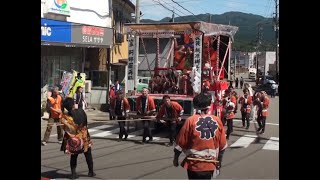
[41,18,83,88]
[41,18,114,107]
[71,23,112,88]
[41,18,113,88]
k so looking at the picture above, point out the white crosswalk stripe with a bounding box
[262,137,279,150]
[91,127,135,138]
[47,124,278,150]
[48,124,159,140]
[145,137,161,141]
[230,134,258,148]
[88,125,113,133]
[126,129,144,139]
[127,135,136,138]
[228,134,279,151]
[50,124,113,137]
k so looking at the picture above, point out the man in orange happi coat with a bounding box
[173,93,227,179]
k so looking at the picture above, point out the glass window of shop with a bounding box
[41,46,83,88]
[89,70,108,87]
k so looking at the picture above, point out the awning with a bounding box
[119,59,128,64]
[41,42,112,48]
[111,59,128,66]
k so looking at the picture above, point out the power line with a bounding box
[142,0,273,20]
[140,0,200,7]
[152,0,189,21]
[172,0,209,21]
[179,1,208,21]
[143,0,270,8]
[222,0,271,8]
[159,0,188,16]
[197,6,208,15]
[263,0,271,17]
[141,0,274,20]
[170,0,203,21]
[151,0,176,14]
[264,0,275,18]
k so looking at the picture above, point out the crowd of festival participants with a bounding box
[41,76,270,179]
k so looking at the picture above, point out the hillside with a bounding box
[140,12,276,51]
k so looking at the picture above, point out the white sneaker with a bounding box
[58,141,63,144]
[41,141,47,146]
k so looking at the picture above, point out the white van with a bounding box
[248,68,257,80]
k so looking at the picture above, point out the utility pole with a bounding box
[274,0,279,83]
[234,52,237,80]
[170,8,175,67]
[172,8,175,22]
[134,0,140,90]
[208,13,211,23]
[256,24,263,84]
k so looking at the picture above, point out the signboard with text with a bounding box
[127,35,135,91]
[193,35,202,93]
[41,18,113,46]
[71,25,113,46]
[41,18,71,43]
[193,35,202,74]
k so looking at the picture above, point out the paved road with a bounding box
[41,76,278,179]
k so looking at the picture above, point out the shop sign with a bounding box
[46,0,70,16]
[71,25,113,46]
[41,18,71,43]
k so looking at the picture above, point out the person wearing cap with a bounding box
[136,87,156,144]
[110,90,130,141]
[156,95,184,146]
[42,86,64,146]
[173,92,227,179]
[238,89,253,129]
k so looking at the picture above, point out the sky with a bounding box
[131,0,276,21]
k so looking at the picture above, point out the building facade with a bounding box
[248,51,276,76]
[230,51,250,74]
[41,0,113,106]
[110,0,135,89]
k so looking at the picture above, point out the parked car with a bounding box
[254,82,278,95]
[136,76,151,92]
[263,75,275,84]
